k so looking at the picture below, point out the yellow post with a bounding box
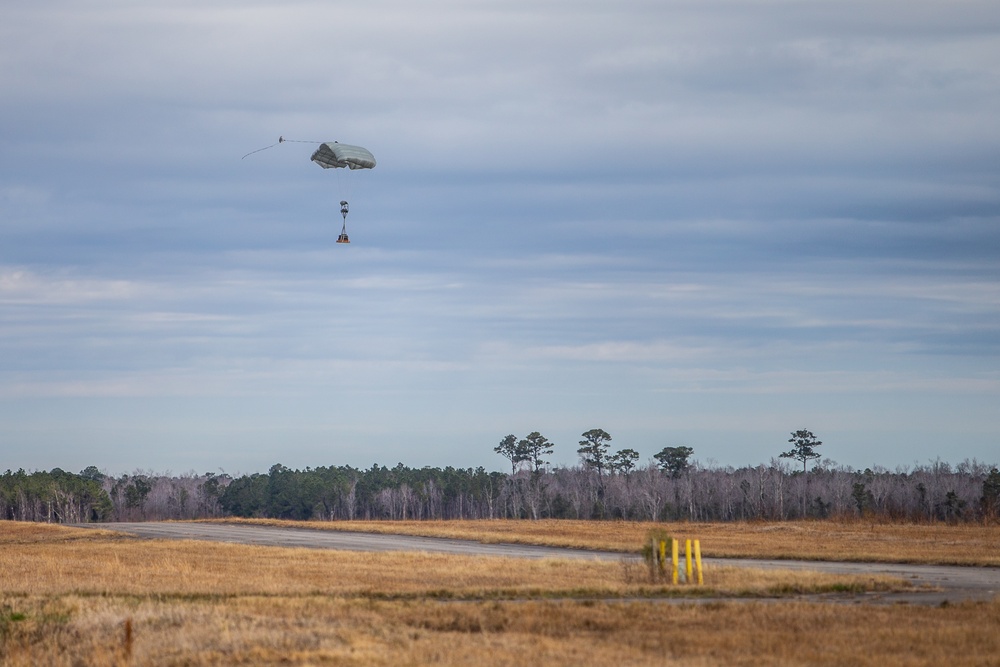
[685,539,693,583]
[671,539,679,584]
[659,540,667,575]
[694,539,703,585]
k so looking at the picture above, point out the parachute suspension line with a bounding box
[240,136,325,159]
[334,156,352,244]
[335,159,357,211]
[334,164,350,223]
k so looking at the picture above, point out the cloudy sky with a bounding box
[2,0,999,475]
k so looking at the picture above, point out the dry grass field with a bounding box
[215,517,1000,566]
[2,521,999,666]
[5,594,1000,667]
[0,523,906,600]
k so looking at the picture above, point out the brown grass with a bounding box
[2,522,998,666]
[209,517,1000,566]
[0,523,900,599]
[3,594,1000,666]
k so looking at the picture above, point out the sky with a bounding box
[2,0,999,476]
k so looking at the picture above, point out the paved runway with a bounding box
[81,521,620,560]
[79,522,1000,604]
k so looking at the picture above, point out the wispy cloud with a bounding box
[1,0,998,472]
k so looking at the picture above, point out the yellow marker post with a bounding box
[671,539,679,584]
[694,539,703,585]
[659,540,667,575]
[685,539,693,583]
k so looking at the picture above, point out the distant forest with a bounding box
[4,458,1000,525]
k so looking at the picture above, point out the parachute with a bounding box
[310,142,377,170]
[242,137,376,244]
[310,142,376,243]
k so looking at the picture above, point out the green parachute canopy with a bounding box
[310,142,376,170]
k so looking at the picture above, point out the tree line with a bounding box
[1,467,112,523]
[3,429,999,524]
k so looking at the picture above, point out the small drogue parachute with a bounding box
[242,137,376,244]
[310,142,376,244]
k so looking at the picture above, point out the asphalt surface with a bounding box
[78,522,1000,604]
[83,521,620,560]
